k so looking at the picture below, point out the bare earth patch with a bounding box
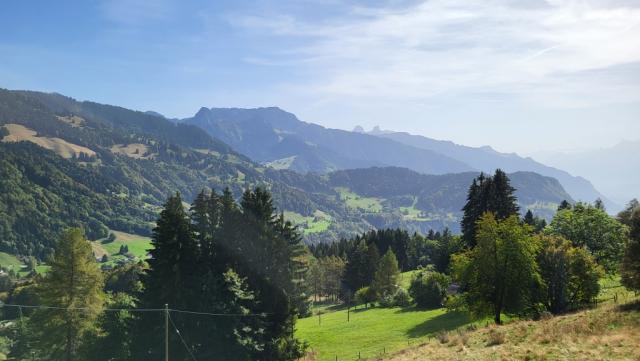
[110,143,155,159]
[2,123,96,158]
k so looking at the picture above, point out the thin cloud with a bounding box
[232,0,640,108]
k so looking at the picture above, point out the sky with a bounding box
[1,0,640,155]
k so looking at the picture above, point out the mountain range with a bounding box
[182,107,616,212]
[0,89,579,257]
[533,141,639,206]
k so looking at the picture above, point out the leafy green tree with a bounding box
[89,293,136,361]
[620,202,640,291]
[453,214,539,324]
[548,203,628,272]
[372,249,400,298]
[355,286,377,308]
[409,270,450,309]
[536,235,602,314]
[29,228,105,361]
[461,170,519,247]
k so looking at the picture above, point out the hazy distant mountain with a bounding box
[184,107,614,211]
[368,129,619,212]
[533,141,640,206]
[182,107,472,174]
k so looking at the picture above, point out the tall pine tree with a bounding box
[134,193,200,360]
[461,170,519,247]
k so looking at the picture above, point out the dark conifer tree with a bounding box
[461,170,519,247]
[189,189,258,360]
[558,200,572,211]
[134,193,199,360]
[236,187,306,361]
[344,240,379,293]
[523,209,535,226]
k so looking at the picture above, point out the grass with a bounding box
[296,306,474,361]
[335,187,383,213]
[299,276,635,361]
[380,299,640,361]
[266,156,297,170]
[284,211,332,235]
[0,252,23,272]
[93,230,153,266]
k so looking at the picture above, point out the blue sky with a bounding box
[1,0,640,154]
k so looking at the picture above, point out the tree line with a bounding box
[4,187,309,361]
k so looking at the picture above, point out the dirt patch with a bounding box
[2,123,96,159]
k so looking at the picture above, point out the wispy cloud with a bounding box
[231,0,640,108]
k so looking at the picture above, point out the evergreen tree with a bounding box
[620,204,640,291]
[235,187,306,360]
[461,170,519,247]
[594,198,606,211]
[344,240,379,293]
[29,228,104,360]
[89,293,136,361]
[523,209,535,226]
[134,193,199,360]
[558,200,572,211]
[372,249,400,297]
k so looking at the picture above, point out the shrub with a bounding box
[392,287,411,307]
[379,287,411,308]
[409,270,450,309]
[355,286,377,307]
[537,235,603,314]
[436,331,449,344]
[486,329,505,346]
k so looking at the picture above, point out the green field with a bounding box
[297,269,473,361]
[0,252,23,271]
[335,187,383,213]
[296,306,472,361]
[101,231,152,257]
[93,231,153,266]
[284,211,332,235]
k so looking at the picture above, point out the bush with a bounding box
[436,331,450,344]
[355,286,377,307]
[486,329,506,346]
[379,287,411,308]
[409,270,450,309]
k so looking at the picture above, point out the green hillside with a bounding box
[0,89,575,258]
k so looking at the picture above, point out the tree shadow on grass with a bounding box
[405,311,472,339]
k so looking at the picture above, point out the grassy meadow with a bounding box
[297,274,638,361]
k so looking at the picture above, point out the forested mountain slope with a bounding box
[373,130,616,211]
[0,89,573,257]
